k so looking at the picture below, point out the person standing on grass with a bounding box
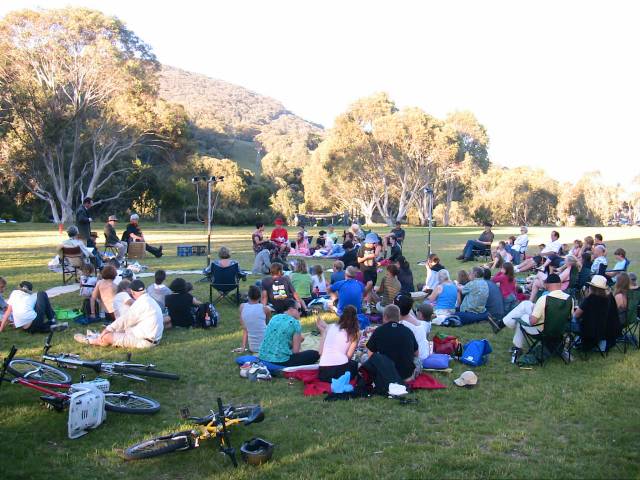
[76,197,93,244]
[358,233,381,300]
[259,299,320,367]
[0,281,67,334]
[90,264,117,323]
[75,279,163,348]
[316,305,360,382]
[236,285,270,353]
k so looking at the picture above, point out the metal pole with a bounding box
[207,179,212,270]
[426,188,434,256]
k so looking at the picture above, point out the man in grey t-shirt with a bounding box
[457,222,495,261]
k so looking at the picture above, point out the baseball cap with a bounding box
[129,279,145,292]
[544,273,561,284]
[454,370,478,388]
[364,233,378,244]
[19,281,33,293]
[108,215,118,222]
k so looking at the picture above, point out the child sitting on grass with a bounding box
[79,264,97,298]
[235,285,271,353]
[290,259,313,304]
[330,260,345,284]
[147,269,172,311]
[311,264,328,296]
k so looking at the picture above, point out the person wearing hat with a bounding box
[269,218,290,257]
[358,232,382,301]
[496,273,572,358]
[74,279,164,348]
[75,197,93,244]
[456,222,495,262]
[104,215,127,262]
[120,214,162,258]
[573,275,621,352]
[0,281,67,334]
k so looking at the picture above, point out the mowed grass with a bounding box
[0,223,639,480]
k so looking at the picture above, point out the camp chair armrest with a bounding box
[517,318,543,328]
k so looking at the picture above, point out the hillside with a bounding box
[159,66,323,170]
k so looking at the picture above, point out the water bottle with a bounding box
[511,349,519,364]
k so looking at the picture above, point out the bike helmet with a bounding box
[240,437,274,465]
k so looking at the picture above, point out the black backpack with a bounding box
[194,303,219,328]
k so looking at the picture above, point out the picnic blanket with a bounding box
[283,369,446,396]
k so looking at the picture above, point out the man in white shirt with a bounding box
[539,230,564,270]
[74,280,163,348]
[0,281,67,334]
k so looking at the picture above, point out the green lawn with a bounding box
[0,223,639,480]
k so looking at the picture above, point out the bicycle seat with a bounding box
[243,407,264,426]
[79,360,102,372]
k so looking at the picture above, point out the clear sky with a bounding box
[2,0,639,190]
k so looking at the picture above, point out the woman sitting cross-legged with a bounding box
[429,269,459,317]
[258,299,320,367]
[316,305,360,382]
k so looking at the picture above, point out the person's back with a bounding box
[252,248,271,275]
[435,283,458,310]
[331,277,365,314]
[330,270,345,284]
[147,272,171,311]
[241,301,267,352]
[397,266,414,295]
[165,292,194,327]
[366,320,417,379]
[380,274,401,306]
[460,278,489,313]
[311,272,328,294]
[259,312,301,363]
[319,323,351,367]
[484,279,505,319]
[261,273,295,313]
[290,271,312,298]
[127,292,164,342]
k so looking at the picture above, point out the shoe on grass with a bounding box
[487,315,504,334]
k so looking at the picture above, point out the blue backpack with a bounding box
[460,339,493,366]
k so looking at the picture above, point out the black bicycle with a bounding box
[124,398,264,467]
[41,332,179,382]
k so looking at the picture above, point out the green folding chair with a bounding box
[617,288,640,353]
[518,295,574,366]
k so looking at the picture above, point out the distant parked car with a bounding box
[0,219,6,224]
[8,220,16,223]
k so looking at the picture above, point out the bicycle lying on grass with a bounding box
[124,398,265,467]
[1,345,160,414]
[41,331,179,382]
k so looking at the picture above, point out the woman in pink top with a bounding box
[491,262,517,313]
[316,305,360,382]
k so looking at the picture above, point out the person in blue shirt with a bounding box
[328,266,365,314]
[330,260,346,284]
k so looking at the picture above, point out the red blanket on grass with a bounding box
[283,369,446,396]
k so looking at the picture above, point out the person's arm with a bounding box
[428,285,441,302]
[90,282,100,317]
[317,329,327,356]
[238,306,248,350]
[316,316,328,334]
[0,305,13,333]
[261,289,268,306]
[263,305,272,323]
[614,293,626,310]
[291,333,303,353]
[346,334,359,359]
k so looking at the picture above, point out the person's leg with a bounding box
[117,242,127,261]
[35,291,55,322]
[280,350,320,367]
[318,363,349,382]
[145,243,162,258]
[457,310,488,325]
[514,323,541,349]
[461,240,475,259]
[503,300,533,330]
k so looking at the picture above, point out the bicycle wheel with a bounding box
[104,392,160,414]
[123,431,195,460]
[113,366,179,381]
[9,358,72,383]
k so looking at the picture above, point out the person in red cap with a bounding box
[270,218,290,257]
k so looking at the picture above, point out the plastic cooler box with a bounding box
[177,245,192,257]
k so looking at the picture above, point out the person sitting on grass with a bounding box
[0,281,67,334]
[311,264,328,297]
[292,231,310,256]
[455,267,490,325]
[328,266,365,315]
[457,269,470,286]
[429,269,459,317]
[514,244,547,273]
[396,256,415,295]
[316,305,360,382]
[391,221,406,246]
[422,253,445,294]
[485,241,512,270]
[339,240,359,269]
[147,269,172,311]
[482,267,505,322]
[395,295,430,363]
[259,299,320,367]
[165,278,202,328]
[374,264,402,313]
[270,218,290,257]
[491,262,517,313]
[75,279,163,348]
[261,262,307,314]
[456,222,494,262]
[330,260,346,284]
[236,285,271,354]
[366,304,419,382]
[290,259,313,304]
[113,279,134,319]
[383,233,402,263]
[252,241,275,275]
[492,274,571,357]
[327,225,339,244]
[90,264,117,324]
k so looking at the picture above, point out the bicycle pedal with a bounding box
[179,407,191,419]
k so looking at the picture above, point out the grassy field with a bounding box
[0,223,639,480]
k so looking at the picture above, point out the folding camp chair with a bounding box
[518,295,573,365]
[125,241,146,266]
[208,261,246,306]
[617,288,640,353]
[472,244,493,262]
[61,246,85,285]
